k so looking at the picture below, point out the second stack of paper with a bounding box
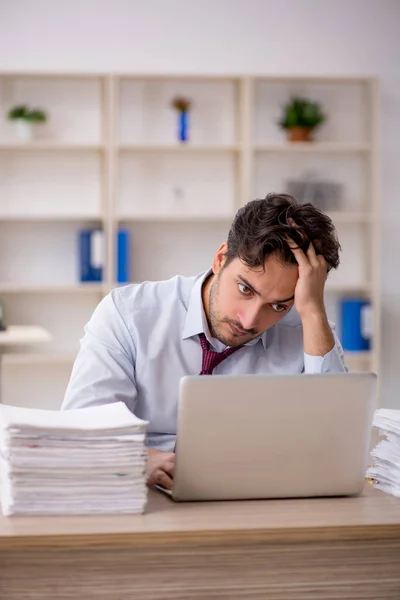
[367,408,400,498]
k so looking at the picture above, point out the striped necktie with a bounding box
[199,332,243,375]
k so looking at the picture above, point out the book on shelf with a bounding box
[78,228,131,284]
[78,229,104,282]
[116,229,130,284]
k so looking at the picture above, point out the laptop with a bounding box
[156,372,377,502]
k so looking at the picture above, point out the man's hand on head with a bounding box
[146,448,175,490]
[287,231,328,319]
[291,241,328,318]
[287,228,334,357]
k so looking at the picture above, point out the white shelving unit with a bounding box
[0,73,380,408]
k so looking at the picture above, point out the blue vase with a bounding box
[179,110,189,142]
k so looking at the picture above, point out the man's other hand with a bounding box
[146,448,175,490]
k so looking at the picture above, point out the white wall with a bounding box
[1,0,400,407]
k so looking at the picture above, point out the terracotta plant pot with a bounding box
[287,126,312,142]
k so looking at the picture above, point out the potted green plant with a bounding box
[279,97,325,142]
[7,105,48,141]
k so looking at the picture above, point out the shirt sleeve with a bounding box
[303,323,348,374]
[62,290,138,412]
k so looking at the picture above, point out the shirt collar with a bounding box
[182,270,211,342]
[182,270,269,351]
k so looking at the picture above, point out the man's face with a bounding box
[205,247,298,347]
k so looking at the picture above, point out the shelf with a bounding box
[343,351,373,361]
[118,144,240,153]
[0,215,103,222]
[252,75,372,84]
[326,212,373,224]
[116,212,372,225]
[254,142,371,154]
[0,143,104,152]
[99,282,139,294]
[117,214,234,222]
[2,353,76,366]
[325,281,372,293]
[117,74,241,82]
[0,326,53,346]
[0,283,105,294]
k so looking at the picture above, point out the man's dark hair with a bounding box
[225,193,341,272]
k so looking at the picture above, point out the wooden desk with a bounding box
[1,485,400,599]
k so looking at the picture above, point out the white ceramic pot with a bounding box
[14,120,33,142]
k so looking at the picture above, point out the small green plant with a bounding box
[7,105,47,123]
[279,97,325,130]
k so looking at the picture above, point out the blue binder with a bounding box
[116,229,130,284]
[340,298,371,352]
[78,229,103,282]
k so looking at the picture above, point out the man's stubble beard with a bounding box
[208,273,250,347]
[208,274,229,345]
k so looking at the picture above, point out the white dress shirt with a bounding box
[62,271,347,451]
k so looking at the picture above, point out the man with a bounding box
[63,193,347,490]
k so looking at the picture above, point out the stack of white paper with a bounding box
[367,408,400,498]
[0,402,148,515]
